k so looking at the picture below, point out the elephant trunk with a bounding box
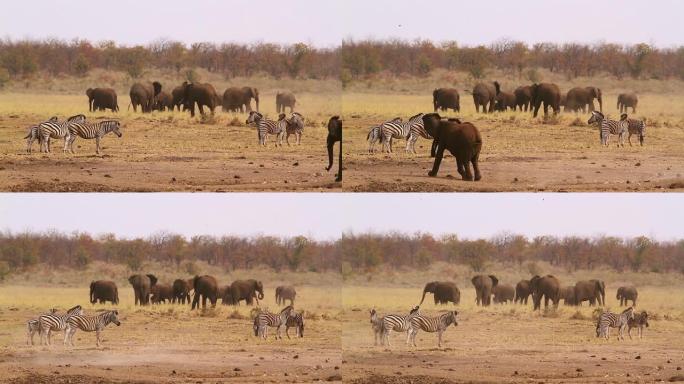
[420,288,429,305]
[598,97,603,113]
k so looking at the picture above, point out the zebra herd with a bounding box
[246,111,305,146]
[253,305,305,340]
[588,111,647,147]
[26,305,121,347]
[24,114,122,154]
[370,306,459,348]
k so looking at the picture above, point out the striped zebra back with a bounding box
[407,113,430,139]
[68,310,121,332]
[257,305,294,328]
[380,117,411,139]
[597,307,634,336]
[39,305,83,332]
[410,310,458,332]
[69,120,121,139]
[381,306,420,333]
[286,112,304,134]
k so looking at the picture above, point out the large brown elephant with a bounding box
[151,284,174,304]
[129,81,162,113]
[230,279,264,306]
[326,115,342,182]
[616,286,638,306]
[514,280,531,304]
[86,88,119,112]
[565,86,602,113]
[514,86,532,111]
[419,281,460,305]
[617,93,638,113]
[181,82,219,117]
[128,274,158,306]
[494,91,516,111]
[530,83,561,117]
[171,85,186,111]
[529,275,560,310]
[433,88,460,112]
[191,275,219,310]
[471,275,498,306]
[222,86,259,112]
[422,113,482,181]
[560,286,576,305]
[90,280,119,304]
[275,285,297,305]
[574,279,605,306]
[472,81,500,113]
[154,91,174,111]
[172,278,192,304]
[492,284,515,304]
[276,91,297,113]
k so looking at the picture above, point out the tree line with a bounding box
[0,38,683,86]
[0,231,682,280]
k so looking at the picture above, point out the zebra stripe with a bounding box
[26,308,58,345]
[627,310,649,340]
[285,310,304,338]
[405,113,430,153]
[67,120,122,154]
[408,311,458,348]
[588,111,627,147]
[367,118,401,153]
[620,114,646,146]
[380,114,424,153]
[37,114,86,153]
[596,307,634,340]
[380,306,420,347]
[24,116,57,153]
[246,111,286,146]
[38,305,83,345]
[255,305,294,339]
[65,310,121,347]
[285,112,305,145]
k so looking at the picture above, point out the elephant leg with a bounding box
[202,295,207,308]
[428,145,445,177]
[430,140,437,158]
[543,103,549,116]
[455,156,466,179]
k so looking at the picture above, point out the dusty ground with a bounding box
[343,92,684,192]
[0,285,341,384]
[342,285,684,383]
[0,92,342,192]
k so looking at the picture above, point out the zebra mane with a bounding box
[621,306,634,314]
[408,112,424,121]
[280,305,294,314]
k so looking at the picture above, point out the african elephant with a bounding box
[230,279,264,306]
[154,91,174,111]
[172,278,192,304]
[181,82,219,117]
[617,93,638,113]
[128,274,158,306]
[529,275,560,310]
[514,86,532,111]
[471,275,499,306]
[276,91,296,113]
[574,279,605,306]
[129,81,162,113]
[191,275,219,310]
[560,286,576,305]
[171,85,187,111]
[616,286,638,306]
[472,81,500,113]
[326,115,342,182]
[222,86,259,112]
[275,285,297,306]
[422,113,482,181]
[492,284,515,304]
[565,86,602,113]
[220,285,235,305]
[433,88,460,112]
[151,284,174,304]
[494,91,516,111]
[86,88,119,112]
[530,83,561,117]
[514,280,531,304]
[419,281,460,305]
[90,280,119,304]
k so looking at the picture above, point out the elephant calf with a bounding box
[492,284,515,304]
[326,116,342,182]
[422,113,482,181]
[151,284,174,304]
[617,286,638,306]
[90,280,119,305]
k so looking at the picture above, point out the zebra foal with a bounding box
[596,306,634,340]
[620,113,646,146]
[409,310,458,348]
[26,308,58,345]
[285,310,305,339]
[284,112,304,145]
[24,116,57,153]
[67,120,122,154]
[627,310,649,339]
[65,310,121,347]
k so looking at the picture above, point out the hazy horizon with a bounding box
[1,0,682,48]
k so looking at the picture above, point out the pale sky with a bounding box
[0,0,681,47]
[0,194,681,241]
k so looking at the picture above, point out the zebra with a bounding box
[380,114,424,153]
[408,310,458,348]
[367,117,402,153]
[37,114,86,153]
[64,310,121,347]
[369,308,384,346]
[620,113,646,146]
[627,310,649,339]
[587,111,627,147]
[285,310,305,338]
[254,305,294,339]
[246,111,286,146]
[38,305,83,346]
[284,112,304,145]
[26,308,58,345]
[380,305,420,347]
[596,306,634,340]
[66,120,122,154]
[24,116,57,153]
[404,113,431,153]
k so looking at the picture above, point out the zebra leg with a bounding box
[438,330,443,348]
[628,133,633,146]
[96,330,101,347]
[96,137,101,154]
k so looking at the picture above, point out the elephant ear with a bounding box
[147,274,158,286]
[489,275,499,287]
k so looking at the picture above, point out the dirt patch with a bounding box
[349,375,460,384]
[5,373,146,384]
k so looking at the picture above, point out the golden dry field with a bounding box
[0,266,342,383]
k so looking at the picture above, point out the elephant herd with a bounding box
[415,276,639,310]
[433,83,639,118]
[89,275,298,310]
